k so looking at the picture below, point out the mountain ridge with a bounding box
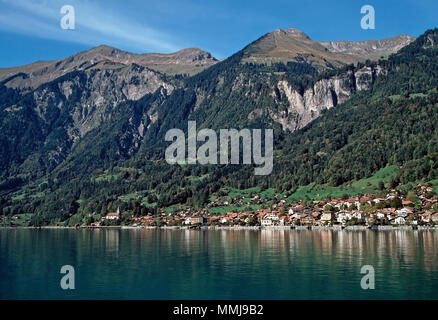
[0,27,415,89]
[0,46,218,89]
[320,34,415,58]
[242,28,415,68]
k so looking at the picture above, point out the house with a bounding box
[312,211,321,220]
[289,205,304,216]
[220,217,230,224]
[290,212,302,220]
[261,219,273,227]
[392,216,406,225]
[189,216,205,225]
[265,213,279,221]
[376,212,386,219]
[337,212,348,224]
[352,212,363,220]
[320,212,335,223]
[184,216,205,225]
[303,209,313,215]
[396,208,413,217]
[328,200,342,209]
[420,211,433,222]
[300,215,315,226]
[279,216,287,225]
[345,197,361,209]
[106,208,120,220]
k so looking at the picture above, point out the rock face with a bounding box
[32,64,174,141]
[271,65,383,131]
[0,62,175,178]
[320,34,416,60]
[354,65,385,91]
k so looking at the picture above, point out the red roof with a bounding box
[107,212,119,217]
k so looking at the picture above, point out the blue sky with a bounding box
[0,0,437,67]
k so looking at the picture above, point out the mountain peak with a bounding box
[88,44,125,56]
[284,27,311,40]
[271,27,311,40]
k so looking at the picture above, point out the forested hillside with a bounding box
[0,28,437,225]
[274,28,438,189]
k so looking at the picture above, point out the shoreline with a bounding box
[1,225,437,231]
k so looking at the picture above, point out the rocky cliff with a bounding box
[271,65,383,131]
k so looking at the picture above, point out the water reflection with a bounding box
[1,229,437,299]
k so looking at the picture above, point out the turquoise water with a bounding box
[1,228,438,299]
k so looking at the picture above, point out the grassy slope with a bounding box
[288,165,399,200]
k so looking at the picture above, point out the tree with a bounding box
[378,181,385,190]
[390,197,403,209]
[425,191,436,199]
[406,191,418,203]
[246,215,258,226]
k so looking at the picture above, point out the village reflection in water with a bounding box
[84,228,438,273]
[1,228,438,299]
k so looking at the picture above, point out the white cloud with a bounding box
[0,0,181,52]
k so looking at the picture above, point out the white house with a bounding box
[106,208,120,220]
[266,214,279,221]
[376,212,386,219]
[337,212,347,224]
[352,212,363,220]
[392,216,406,225]
[396,208,412,217]
[186,216,204,225]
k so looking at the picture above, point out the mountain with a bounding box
[0,27,437,225]
[133,48,218,75]
[242,28,415,69]
[0,57,178,182]
[319,34,415,60]
[0,46,218,89]
[273,29,438,189]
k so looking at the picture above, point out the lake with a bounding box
[1,228,438,299]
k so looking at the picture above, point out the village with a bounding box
[88,183,438,230]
